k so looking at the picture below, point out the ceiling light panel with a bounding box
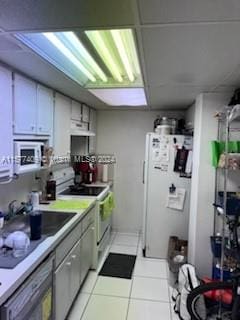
[85,28,143,88]
[88,88,147,106]
[15,28,143,89]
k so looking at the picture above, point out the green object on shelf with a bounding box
[211,141,219,168]
[100,192,115,221]
[49,199,92,210]
[211,140,240,167]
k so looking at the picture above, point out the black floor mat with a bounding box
[99,253,137,279]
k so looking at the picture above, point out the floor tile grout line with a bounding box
[112,243,139,248]
[91,293,131,300]
[80,233,114,319]
[80,232,140,320]
[133,274,169,280]
[79,293,92,320]
[125,235,141,320]
[114,232,140,238]
[129,297,173,304]
[166,266,175,320]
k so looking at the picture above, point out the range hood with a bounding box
[70,130,95,137]
[70,119,95,137]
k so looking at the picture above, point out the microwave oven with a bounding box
[14,141,44,174]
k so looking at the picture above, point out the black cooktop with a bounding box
[59,185,105,196]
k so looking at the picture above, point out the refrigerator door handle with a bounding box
[142,160,145,184]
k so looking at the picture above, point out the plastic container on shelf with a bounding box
[210,235,228,258]
[212,265,232,281]
[218,192,240,215]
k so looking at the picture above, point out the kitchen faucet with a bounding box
[7,200,33,220]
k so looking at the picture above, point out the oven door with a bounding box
[98,193,113,243]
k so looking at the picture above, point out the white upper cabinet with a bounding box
[54,93,71,158]
[82,104,90,123]
[71,100,82,121]
[13,74,37,134]
[13,75,54,137]
[0,66,13,181]
[37,85,54,135]
[89,108,97,154]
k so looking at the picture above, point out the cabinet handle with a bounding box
[71,255,77,259]
[66,261,71,267]
[39,127,42,131]
[31,126,35,131]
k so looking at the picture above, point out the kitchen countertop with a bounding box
[0,198,96,305]
[83,180,113,188]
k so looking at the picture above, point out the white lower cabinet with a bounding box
[70,240,81,301]
[54,208,95,320]
[55,239,81,320]
[55,255,72,320]
[81,225,94,283]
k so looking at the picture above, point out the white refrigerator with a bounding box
[142,133,192,259]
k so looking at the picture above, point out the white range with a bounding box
[52,167,112,268]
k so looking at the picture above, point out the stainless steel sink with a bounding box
[3,210,77,236]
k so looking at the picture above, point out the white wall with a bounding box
[188,93,231,277]
[0,173,37,213]
[186,102,195,128]
[96,110,185,233]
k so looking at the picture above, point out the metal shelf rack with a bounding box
[214,104,240,282]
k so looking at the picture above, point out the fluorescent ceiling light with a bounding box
[43,32,96,82]
[86,30,123,83]
[110,30,134,82]
[89,88,147,106]
[62,32,107,82]
[16,28,143,89]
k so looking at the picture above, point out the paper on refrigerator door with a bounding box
[166,188,186,211]
[185,150,193,174]
[152,142,170,162]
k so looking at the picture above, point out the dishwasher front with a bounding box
[1,254,54,320]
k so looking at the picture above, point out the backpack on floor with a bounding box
[172,264,206,320]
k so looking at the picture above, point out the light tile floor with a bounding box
[68,232,175,320]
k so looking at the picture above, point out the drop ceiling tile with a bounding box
[142,24,240,87]
[210,85,235,94]
[138,0,240,24]
[148,85,211,109]
[218,69,240,88]
[0,0,134,32]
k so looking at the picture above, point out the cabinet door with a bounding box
[80,225,94,284]
[54,93,71,158]
[0,66,13,181]
[82,104,89,123]
[70,240,81,302]
[37,85,54,135]
[89,108,97,154]
[13,74,37,134]
[54,257,72,320]
[71,100,82,121]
